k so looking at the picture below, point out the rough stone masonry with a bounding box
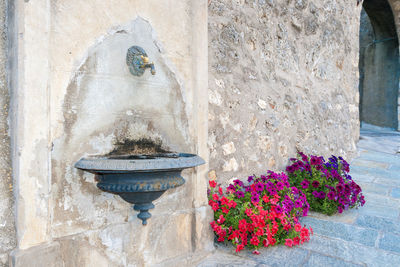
[208,0,361,184]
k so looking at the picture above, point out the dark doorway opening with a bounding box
[359,0,399,130]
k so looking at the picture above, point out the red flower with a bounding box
[245,208,252,216]
[252,250,260,255]
[220,197,229,205]
[222,206,230,214]
[293,236,300,246]
[212,194,219,201]
[217,214,225,224]
[262,195,270,203]
[229,200,237,208]
[218,186,223,195]
[295,224,302,232]
[285,239,293,247]
[236,244,244,253]
[284,224,291,231]
[211,202,219,212]
[268,237,276,246]
[250,235,260,246]
[263,239,269,247]
[209,180,217,188]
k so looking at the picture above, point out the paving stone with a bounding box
[197,249,258,267]
[357,151,400,166]
[391,188,400,199]
[246,246,309,267]
[307,210,358,224]
[350,166,400,180]
[355,215,400,234]
[302,234,400,266]
[373,175,400,187]
[303,252,363,267]
[300,217,378,247]
[379,232,400,254]
[362,193,400,208]
[388,165,400,172]
[358,203,399,219]
[349,172,375,181]
[349,174,375,183]
[352,159,389,169]
[358,182,390,196]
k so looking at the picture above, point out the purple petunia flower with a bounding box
[294,200,303,208]
[301,179,310,189]
[276,181,284,191]
[255,182,264,192]
[248,176,254,183]
[251,194,259,203]
[312,191,319,198]
[286,165,295,173]
[274,205,282,214]
[336,184,344,192]
[312,181,320,188]
[338,205,343,213]
[300,152,308,162]
[319,191,326,199]
[227,184,236,191]
[292,187,299,195]
[310,156,319,165]
[236,191,245,198]
[304,164,311,172]
[327,191,336,200]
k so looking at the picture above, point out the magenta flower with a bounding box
[327,191,336,200]
[312,181,320,188]
[301,179,310,189]
[236,191,245,198]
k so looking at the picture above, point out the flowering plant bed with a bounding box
[208,171,312,254]
[286,152,365,215]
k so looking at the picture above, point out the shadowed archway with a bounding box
[359,0,399,130]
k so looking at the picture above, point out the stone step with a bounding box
[300,217,378,247]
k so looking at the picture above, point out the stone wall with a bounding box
[388,0,400,130]
[0,0,15,266]
[208,0,361,183]
[9,1,211,266]
[359,0,399,129]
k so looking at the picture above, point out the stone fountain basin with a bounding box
[74,153,205,225]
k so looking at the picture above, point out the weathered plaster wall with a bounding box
[0,0,15,266]
[208,0,361,183]
[10,1,210,266]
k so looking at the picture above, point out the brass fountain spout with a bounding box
[140,56,156,75]
[126,46,156,77]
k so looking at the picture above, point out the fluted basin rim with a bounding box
[75,153,205,172]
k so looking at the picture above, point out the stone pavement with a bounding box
[196,126,400,267]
